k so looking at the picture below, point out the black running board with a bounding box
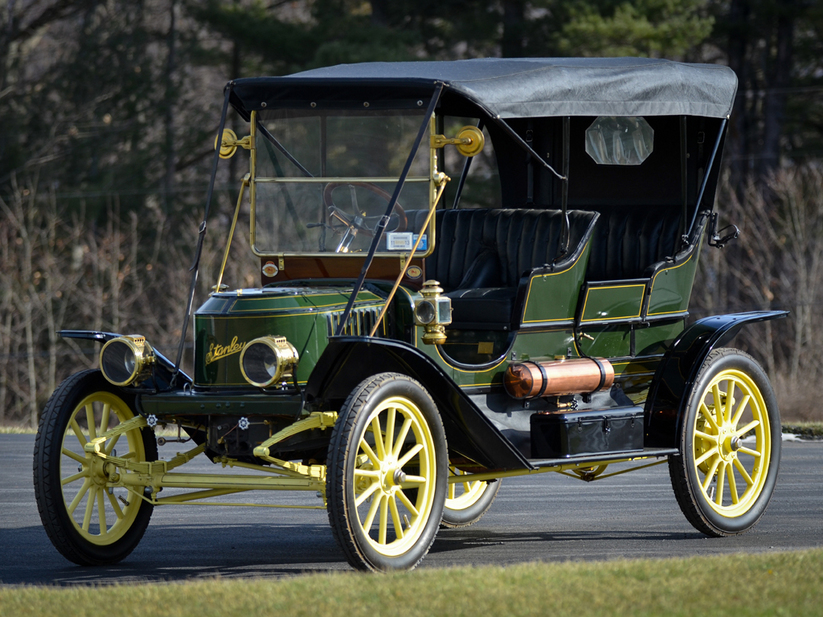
[529,447,678,469]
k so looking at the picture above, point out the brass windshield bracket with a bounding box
[216,128,253,159]
[430,126,485,157]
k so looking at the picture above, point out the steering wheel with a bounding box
[322,182,408,238]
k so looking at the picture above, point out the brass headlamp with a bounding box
[99,335,155,386]
[239,335,299,388]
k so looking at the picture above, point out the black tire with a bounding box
[441,470,500,529]
[668,348,781,536]
[33,370,158,565]
[326,373,448,571]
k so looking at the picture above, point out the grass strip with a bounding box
[783,422,823,439]
[1,549,821,617]
[0,425,35,434]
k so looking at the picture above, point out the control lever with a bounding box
[707,212,739,248]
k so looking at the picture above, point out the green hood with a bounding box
[194,286,385,387]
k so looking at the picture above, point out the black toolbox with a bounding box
[530,406,645,459]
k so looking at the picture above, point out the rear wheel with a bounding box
[441,467,500,528]
[669,348,781,536]
[326,373,447,571]
[33,370,157,565]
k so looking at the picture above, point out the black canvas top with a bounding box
[229,57,738,119]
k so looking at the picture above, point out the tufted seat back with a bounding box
[401,208,597,330]
[424,208,599,291]
[585,207,683,280]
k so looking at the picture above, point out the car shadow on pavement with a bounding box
[0,523,349,586]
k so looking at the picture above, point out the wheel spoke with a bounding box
[69,418,87,447]
[727,464,740,504]
[99,403,111,437]
[712,384,724,422]
[392,418,412,458]
[97,487,108,534]
[396,489,419,517]
[448,482,456,499]
[362,491,382,531]
[67,478,91,515]
[378,495,389,544]
[734,420,760,438]
[397,443,423,468]
[359,439,381,468]
[105,432,122,456]
[85,403,97,440]
[694,446,719,468]
[462,481,472,494]
[723,379,736,423]
[354,479,381,507]
[370,416,386,460]
[715,462,727,505]
[384,406,396,459]
[389,495,404,540]
[61,471,87,486]
[698,402,720,432]
[695,430,718,444]
[82,486,96,531]
[701,458,721,492]
[731,394,752,427]
[733,457,755,487]
[62,447,86,465]
[738,446,762,458]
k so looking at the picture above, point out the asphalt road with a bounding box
[2,434,820,586]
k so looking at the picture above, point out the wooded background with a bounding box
[2,0,822,427]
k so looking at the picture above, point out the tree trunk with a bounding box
[163,0,177,211]
[370,0,389,27]
[759,0,795,176]
[501,0,525,58]
[726,0,752,192]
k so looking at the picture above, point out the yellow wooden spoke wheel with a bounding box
[326,373,447,571]
[441,466,500,528]
[669,349,781,536]
[34,370,157,565]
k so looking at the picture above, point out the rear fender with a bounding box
[644,311,788,448]
[305,336,531,471]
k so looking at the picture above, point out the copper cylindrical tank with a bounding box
[503,358,615,399]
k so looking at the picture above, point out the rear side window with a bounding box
[585,116,654,166]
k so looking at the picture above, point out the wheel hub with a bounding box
[392,468,407,486]
[378,456,405,494]
[719,426,739,462]
[89,455,108,486]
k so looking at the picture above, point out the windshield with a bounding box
[251,109,432,256]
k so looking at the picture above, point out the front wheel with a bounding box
[669,348,781,536]
[326,373,448,571]
[33,370,158,565]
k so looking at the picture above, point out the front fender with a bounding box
[305,336,531,471]
[59,330,192,391]
[644,310,788,448]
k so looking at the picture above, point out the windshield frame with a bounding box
[248,109,439,260]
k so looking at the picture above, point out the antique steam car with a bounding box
[34,58,786,572]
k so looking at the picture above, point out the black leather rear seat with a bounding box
[419,208,599,329]
[584,207,682,281]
